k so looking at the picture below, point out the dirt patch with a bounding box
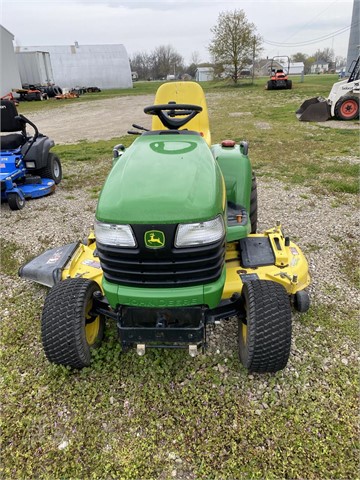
[28,94,359,146]
[28,95,155,144]
[318,119,360,129]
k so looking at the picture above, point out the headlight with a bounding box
[175,215,225,248]
[94,221,137,247]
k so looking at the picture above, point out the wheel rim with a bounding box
[53,160,61,178]
[85,301,100,345]
[340,99,358,118]
[241,322,247,346]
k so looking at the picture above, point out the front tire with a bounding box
[8,193,25,210]
[238,280,292,373]
[334,95,359,120]
[41,278,105,368]
[38,153,62,184]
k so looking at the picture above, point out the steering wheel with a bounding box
[143,103,202,130]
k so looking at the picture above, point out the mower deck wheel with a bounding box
[238,280,292,373]
[41,278,105,368]
[293,290,310,313]
[8,193,25,210]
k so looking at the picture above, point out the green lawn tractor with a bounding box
[20,81,310,373]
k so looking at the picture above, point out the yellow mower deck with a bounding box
[62,225,310,299]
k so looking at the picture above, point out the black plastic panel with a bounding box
[239,237,275,268]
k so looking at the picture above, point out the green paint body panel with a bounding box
[211,143,252,242]
[96,134,224,224]
[96,133,253,310]
[103,268,226,309]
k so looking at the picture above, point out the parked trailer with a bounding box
[16,51,54,86]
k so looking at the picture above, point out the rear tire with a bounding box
[286,80,292,89]
[8,193,25,210]
[334,95,359,120]
[41,278,105,368]
[266,81,273,90]
[37,153,62,184]
[238,280,292,373]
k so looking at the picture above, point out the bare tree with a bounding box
[190,51,201,66]
[313,48,334,63]
[130,51,153,80]
[209,9,262,83]
[151,45,184,79]
[131,46,184,80]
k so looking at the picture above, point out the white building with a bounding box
[16,43,133,90]
[195,67,214,82]
[311,62,329,74]
[0,25,22,97]
[288,62,304,75]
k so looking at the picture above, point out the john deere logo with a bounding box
[144,230,165,248]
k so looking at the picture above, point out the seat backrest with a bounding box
[0,100,25,133]
[151,82,211,146]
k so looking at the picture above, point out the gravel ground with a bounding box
[1,174,358,354]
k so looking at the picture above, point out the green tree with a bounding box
[208,9,262,83]
[291,52,313,74]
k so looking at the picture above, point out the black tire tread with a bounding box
[41,278,101,368]
[37,153,62,184]
[334,95,359,121]
[239,280,292,373]
[8,193,25,210]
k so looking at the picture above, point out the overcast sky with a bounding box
[2,0,355,63]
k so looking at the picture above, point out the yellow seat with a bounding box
[152,81,211,146]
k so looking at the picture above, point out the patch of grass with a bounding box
[16,82,164,115]
[0,238,21,275]
[337,239,360,288]
[53,137,132,163]
[201,77,359,197]
[1,284,358,479]
[53,137,132,191]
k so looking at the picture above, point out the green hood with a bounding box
[96,134,224,224]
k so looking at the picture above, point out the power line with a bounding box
[277,0,339,44]
[264,21,357,47]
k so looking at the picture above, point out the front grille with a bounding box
[97,223,225,288]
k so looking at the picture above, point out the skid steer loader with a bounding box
[297,55,360,121]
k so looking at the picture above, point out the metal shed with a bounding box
[195,67,214,82]
[16,43,133,90]
[0,25,22,97]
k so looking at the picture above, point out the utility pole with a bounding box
[346,0,359,73]
[252,36,256,84]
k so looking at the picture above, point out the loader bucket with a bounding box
[296,97,331,122]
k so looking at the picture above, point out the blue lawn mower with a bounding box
[0,99,62,210]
